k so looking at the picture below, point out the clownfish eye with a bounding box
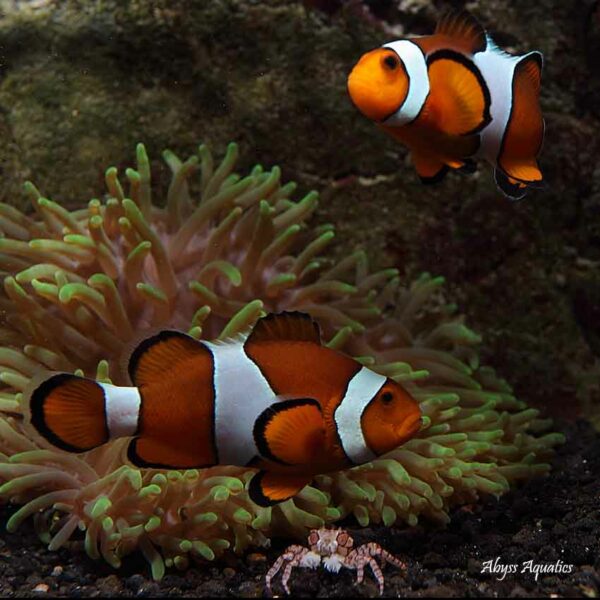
[380,391,394,404]
[382,54,399,70]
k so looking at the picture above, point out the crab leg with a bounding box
[347,542,407,595]
[266,544,319,595]
[265,528,405,596]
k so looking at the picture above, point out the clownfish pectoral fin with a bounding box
[426,50,491,136]
[497,52,544,187]
[254,398,326,466]
[248,470,313,507]
[126,436,214,470]
[245,311,321,348]
[411,152,449,184]
[127,329,208,386]
[434,10,488,54]
[22,373,109,452]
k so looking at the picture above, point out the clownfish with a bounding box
[347,10,545,199]
[21,312,422,507]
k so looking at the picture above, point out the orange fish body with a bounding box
[22,312,422,507]
[347,11,544,199]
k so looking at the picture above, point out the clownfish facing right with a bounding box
[347,10,545,199]
[20,312,422,507]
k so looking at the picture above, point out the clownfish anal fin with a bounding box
[248,470,313,507]
[127,329,209,387]
[426,50,491,136]
[497,51,544,188]
[254,398,325,466]
[126,436,214,470]
[411,152,449,184]
[435,9,487,54]
[245,311,321,347]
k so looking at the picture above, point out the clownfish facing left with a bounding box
[21,311,422,507]
[347,10,545,199]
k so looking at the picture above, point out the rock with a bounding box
[0,0,596,426]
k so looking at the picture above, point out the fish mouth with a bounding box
[346,74,369,107]
[347,74,386,121]
[396,413,423,441]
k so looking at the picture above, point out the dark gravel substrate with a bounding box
[0,420,598,598]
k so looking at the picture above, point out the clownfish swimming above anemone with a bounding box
[21,312,423,507]
[347,10,545,199]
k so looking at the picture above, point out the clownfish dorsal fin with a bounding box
[253,398,326,466]
[127,329,208,386]
[248,470,313,507]
[245,311,321,347]
[434,10,487,54]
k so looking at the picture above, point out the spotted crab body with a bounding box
[265,527,406,596]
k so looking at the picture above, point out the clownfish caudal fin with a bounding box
[494,168,546,200]
[497,51,544,195]
[494,169,527,200]
[248,470,313,507]
[22,373,111,452]
[435,10,488,54]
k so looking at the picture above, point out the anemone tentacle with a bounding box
[0,143,562,578]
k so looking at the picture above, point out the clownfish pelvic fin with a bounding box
[410,152,450,184]
[248,470,314,507]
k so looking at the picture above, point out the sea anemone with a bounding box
[0,142,563,578]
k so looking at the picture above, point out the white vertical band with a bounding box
[100,383,141,439]
[334,367,386,464]
[382,40,429,126]
[204,340,275,466]
[473,37,520,163]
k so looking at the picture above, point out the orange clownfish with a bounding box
[347,11,545,199]
[21,312,422,507]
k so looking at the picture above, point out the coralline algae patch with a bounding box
[0,143,563,578]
